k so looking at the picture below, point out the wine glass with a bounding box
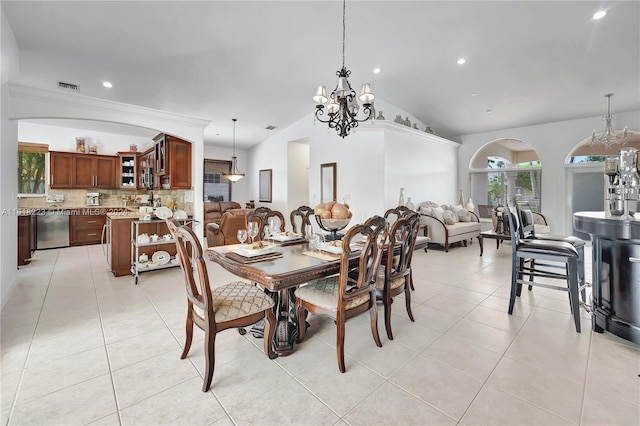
[304,224,314,241]
[237,229,247,245]
[248,222,259,245]
[268,216,280,244]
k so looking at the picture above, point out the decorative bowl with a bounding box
[318,218,351,231]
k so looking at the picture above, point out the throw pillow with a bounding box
[458,209,472,222]
[443,210,458,225]
[431,206,445,222]
[419,206,433,217]
[451,204,464,214]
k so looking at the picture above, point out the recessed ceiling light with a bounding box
[457,58,466,65]
[486,109,492,114]
[593,10,607,20]
[102,81,113,88]
[471,93,478,97]
[373,67,381,74]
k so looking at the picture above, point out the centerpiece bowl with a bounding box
[315,217,351,241]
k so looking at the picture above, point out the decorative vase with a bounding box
[376,111,385,120]
[458,190,464,206]
[424,126,434,134]
[465,197,475,212]
[404,117,411,127]
[398,188,405,207]
[394,115,404,124]
[412,123,419,130]
[405,196,415,210]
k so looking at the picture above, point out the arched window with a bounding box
[469,139,542,212]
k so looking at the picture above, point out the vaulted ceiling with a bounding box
[3,1,639,148]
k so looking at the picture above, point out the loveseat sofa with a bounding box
[417,201,481,252]
[203,201,241,235]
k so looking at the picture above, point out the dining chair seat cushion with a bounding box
[192,281,275,322]
[531,234,585,248]
[295,277,371,310]
[375,266,406,291]
[518,240,579,257]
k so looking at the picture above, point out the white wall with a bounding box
[287,140,309,216]
[457,109,640,234]
[245,113,459,228]
[1,11,20,308]
[18,122,154,154]
[203,144,249,205]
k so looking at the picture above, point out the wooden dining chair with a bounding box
[290,205,314,237]
[384,206,420,291]
[378,213,421,339]
[165,219,277,391]
[295,215,386,373]
[246,207,286,240]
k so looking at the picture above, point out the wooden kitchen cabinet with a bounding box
[118,152,138,189]
[70,212,107,246]
[50,151,74,189]
[17,214,36,266]
[73,154,117,189]
[153,134,192,189]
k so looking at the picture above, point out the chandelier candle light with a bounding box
[591,93,630,149]
[313,0,375,138]
[222,118,245,183]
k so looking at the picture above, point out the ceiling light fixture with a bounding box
[592,10,607,20]
[102,81,113,88]
[457,58,466,65]
[591,93,632,149]
[222,118,245,183]
[373,67,381,74]
[313,0,374,138]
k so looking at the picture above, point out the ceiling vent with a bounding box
[58,81,80,92]
[265,125,277,130]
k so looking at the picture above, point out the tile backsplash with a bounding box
[18,189,193,214]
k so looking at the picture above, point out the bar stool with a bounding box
[506,206,582,332]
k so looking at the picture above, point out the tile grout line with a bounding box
[5,250,59,426]
[91,246,125,426]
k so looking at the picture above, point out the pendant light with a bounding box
[222,118,245,183]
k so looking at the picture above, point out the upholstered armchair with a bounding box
[203,201,241,235]
[206,209,252,247]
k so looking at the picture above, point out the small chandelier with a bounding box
[222,118,245,183]
[591,93,629,149]
[313,0,374,138]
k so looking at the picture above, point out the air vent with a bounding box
[58,81,80,92]
[265,125,277,130]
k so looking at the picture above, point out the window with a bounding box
[469,139,542,212]
[18,142,48,196]
[204,159,232,201]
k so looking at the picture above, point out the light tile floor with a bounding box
[2,241,639,425]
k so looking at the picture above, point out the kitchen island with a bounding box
[574,211,640,344]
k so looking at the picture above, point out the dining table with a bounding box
[207,235,429,355]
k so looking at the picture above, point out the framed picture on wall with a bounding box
[259,169,272,203]
[321,162,337,203]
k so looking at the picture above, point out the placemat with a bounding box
[272,238,306,247]
[225,251,283,264]
[302,250,340,261]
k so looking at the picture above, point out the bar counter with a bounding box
[573,211,640,344]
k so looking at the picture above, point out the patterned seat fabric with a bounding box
[375,265,406,291]
[192,281,275,322]
[295,277,370,311]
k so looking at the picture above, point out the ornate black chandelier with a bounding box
[313,0,374,138]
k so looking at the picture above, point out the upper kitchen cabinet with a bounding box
[153,134,192,189]
[50,151,74,189]
[118,152,138,190]
[73,154,117,189]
